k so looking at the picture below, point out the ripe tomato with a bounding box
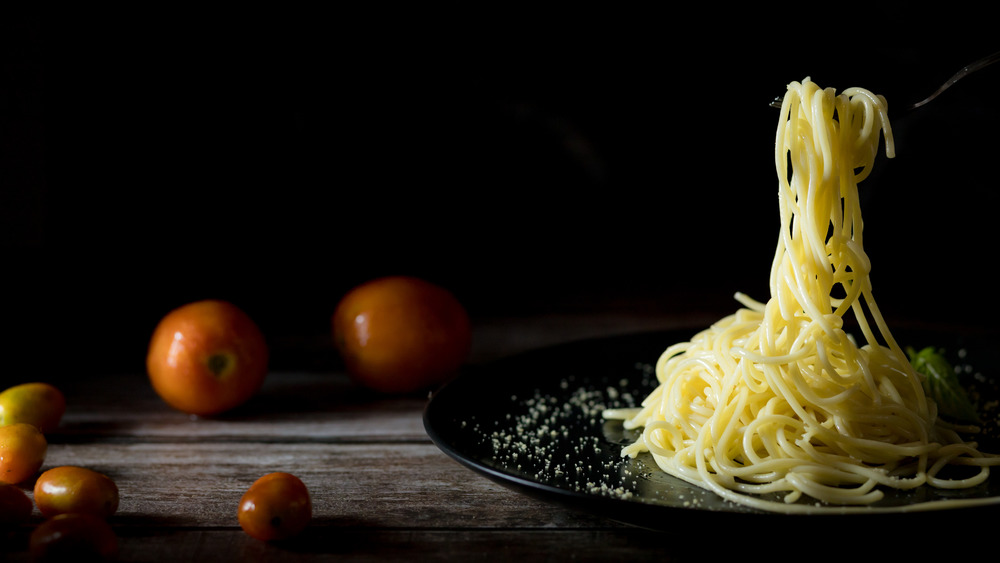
[238,472,312,541]
[34,466,120,519]
[332,276,472,393]
[29,513,119,562]
[146,299,269,416]
[0,382,66,433]
[0,483,33,525]
[0,422,47,485]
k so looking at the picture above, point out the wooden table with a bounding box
[5,311,721,562]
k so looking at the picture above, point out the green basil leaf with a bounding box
[906,346,980,424]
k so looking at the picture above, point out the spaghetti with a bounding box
[606,78,1000,513]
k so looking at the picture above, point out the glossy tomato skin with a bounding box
[0,422,47,485]
[0,382,66,433]
[0,483,33,525]
[238,472,312,541]
[29,513,119,562]
[147,300,269,416]
[34,466,120,519]
[332,276,472,393]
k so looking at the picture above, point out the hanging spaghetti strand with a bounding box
[606,78,1000,514]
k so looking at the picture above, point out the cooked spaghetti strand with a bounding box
[607,78,1000,513]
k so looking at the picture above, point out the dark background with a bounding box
[3,7,998,378]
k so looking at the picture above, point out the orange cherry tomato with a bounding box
[0,483,33,525]
[332,276,472,393]
[0,422,47,485]
[0,382,66,433]
[238,472,312,541]
[146,299,269,416]
[29,513,119,562]
[34,466,120,519]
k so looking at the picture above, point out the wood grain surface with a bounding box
[3,314,704,562]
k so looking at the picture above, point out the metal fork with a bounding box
[906,50,1000,110]
[769,50,1000,112]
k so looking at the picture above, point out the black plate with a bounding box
[424,327,1000,536]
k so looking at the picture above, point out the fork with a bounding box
[769,50,1000,112]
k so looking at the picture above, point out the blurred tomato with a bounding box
[0,422,47,485]
[0,483,33,525]
[29,513,119,561]
[34,466,120,519]
[146,300,269,416]
[0,382,66,433]
[332,276,471,393]
[238,472,312,541]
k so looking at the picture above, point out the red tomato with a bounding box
[332,276,471,393]
[29,513,119,562]
[238,472,312,541]
[34,466,120,519]
[0,422,47,485]
[146,299,269,416]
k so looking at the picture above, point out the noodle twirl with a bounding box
[605,78,1000,513]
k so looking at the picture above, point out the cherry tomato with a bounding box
[34,465,120,519]
[29,513,119,562]
[0,422,47,485]
[238,472,312,541]
[0,382,66,433]
[0,483,33,525]
[147,299,269,416]
[332,276,472,393]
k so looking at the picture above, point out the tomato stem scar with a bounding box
[206,354,231,377]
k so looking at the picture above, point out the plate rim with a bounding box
[423,327,1000,528]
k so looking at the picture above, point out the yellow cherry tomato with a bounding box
[238,472,312,541]
[0,382,66,433]
[34,466,120,519]
[0,422,47,485]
